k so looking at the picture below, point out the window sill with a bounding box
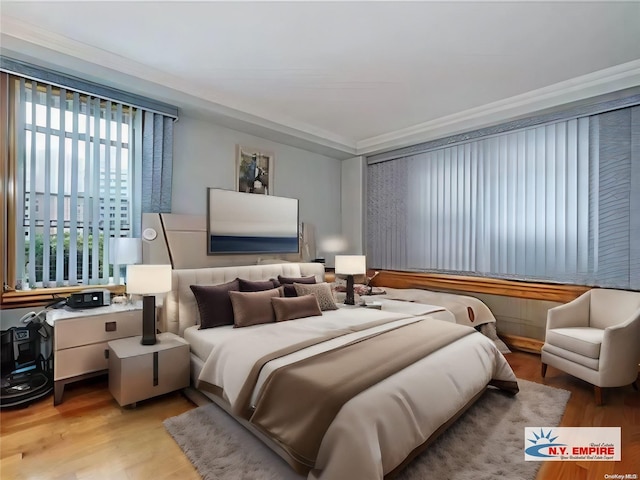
[370,270,590,303]
[1,285,126,309]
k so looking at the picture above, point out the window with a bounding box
[7,76,140,289]
[367,104,640,289]
[1,59,176,305]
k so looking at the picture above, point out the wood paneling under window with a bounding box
[370,270,590,303]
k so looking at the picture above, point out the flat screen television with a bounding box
[207,188,299,255]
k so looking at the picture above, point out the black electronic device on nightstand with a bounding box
[67,289,110,309]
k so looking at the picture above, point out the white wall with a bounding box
[171,115,343,263]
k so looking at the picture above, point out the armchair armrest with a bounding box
[546,290,591,332]
[598,308,640,386]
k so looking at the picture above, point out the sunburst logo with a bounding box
[525,429,567,458]
[529,429,559,444]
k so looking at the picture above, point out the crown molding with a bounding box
[3,15,638,160]
[356,59,640,155]
[0,16,357,159]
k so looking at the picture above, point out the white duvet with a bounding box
[188,306,517,479]
[365,287,497,328]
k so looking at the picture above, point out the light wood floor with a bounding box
[1,351,638,480]
[509,352,640,480]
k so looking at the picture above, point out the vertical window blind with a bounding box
[13,77,140,288]
[3,56,176,291]
[367,106,640,289]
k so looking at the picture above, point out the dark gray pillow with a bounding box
[190,279,240,329]
[277,275,317,297]
[277,275,317,284]
[238,278,279,292]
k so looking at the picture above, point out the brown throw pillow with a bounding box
[293,282,338,311]
[190,279,240,329]
[277,275,317,297]
[271,294,322,322]
[229,288,282,327]
[238,278,279,292]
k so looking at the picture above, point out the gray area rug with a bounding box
[164,379,570,480]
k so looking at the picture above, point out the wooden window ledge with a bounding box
[370,270,590,303]
[1,285,125,309]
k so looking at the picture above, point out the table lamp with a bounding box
[126,264,172,345]
[335,255,366,305]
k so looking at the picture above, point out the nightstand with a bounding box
[108,332,190,407]
[46,303,143,405]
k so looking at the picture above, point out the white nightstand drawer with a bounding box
[54,310,142,350]
[48,304,144,405]
[54,342,110,380]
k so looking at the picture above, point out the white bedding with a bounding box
[192,308,443,407]
[189,307,517,479]
[193,307,416,404]
[185,307,412,368]
[365,286,497,328]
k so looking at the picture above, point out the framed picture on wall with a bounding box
[207,188,299,255]
[236,145,274,195]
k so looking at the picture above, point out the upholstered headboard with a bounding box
[159,262,326,335]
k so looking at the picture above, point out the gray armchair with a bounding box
[541,288,640,405]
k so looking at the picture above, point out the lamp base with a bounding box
[344,275,355,305]
[141,295,157,345]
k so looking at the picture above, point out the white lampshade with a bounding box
[126,264,172,294]
[110,237,142,265]
[335,255,366,275]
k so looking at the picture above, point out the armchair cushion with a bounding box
[542,344,600,370]
[545,327,604,359]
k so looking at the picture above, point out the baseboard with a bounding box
[500,334,543,354]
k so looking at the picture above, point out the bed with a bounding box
[361,287,511,354]
[159,262,518,480]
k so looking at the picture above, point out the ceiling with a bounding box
[1,1,640,159]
